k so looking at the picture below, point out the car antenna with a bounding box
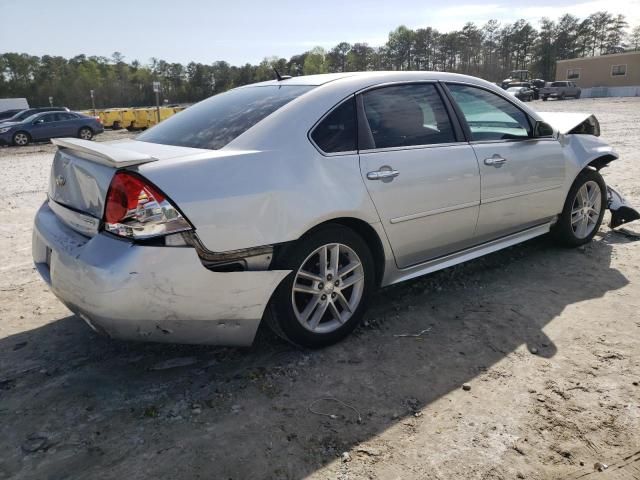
[273,68,292,81]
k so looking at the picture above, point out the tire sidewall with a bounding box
[554,169,607,246]
[270,225,375,348]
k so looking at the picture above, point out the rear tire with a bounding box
[575,91,581,99]
[267,225,375,348]
[552,169,606,247]
[78,127,93,140]
[12,131,30,146]
[542,96,548,101]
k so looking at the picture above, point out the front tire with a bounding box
[12,131,30,146]
[552,169,606,247]
[268,225,375,348]
[542,96,548,101]
[78,127,93,140]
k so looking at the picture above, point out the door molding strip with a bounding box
[390,200,480,224]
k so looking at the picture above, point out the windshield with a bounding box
[138,85,314,150]
[551,82,565,87]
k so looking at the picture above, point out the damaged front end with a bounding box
[607,185,640,229]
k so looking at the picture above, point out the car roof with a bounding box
[247,71,499,88]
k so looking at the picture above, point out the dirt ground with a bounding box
[1,99,639,480]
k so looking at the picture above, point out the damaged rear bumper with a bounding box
[607,185,640,229]
[32,202,290,346]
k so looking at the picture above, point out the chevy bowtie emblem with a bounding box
[55,175,66,187]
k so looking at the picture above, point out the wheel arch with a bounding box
[587,154,617,171]
[274,217,387,287]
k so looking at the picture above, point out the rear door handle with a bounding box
[484,155,507,168]
[367,168,400,180]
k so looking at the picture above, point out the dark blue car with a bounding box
[0,111,104,146]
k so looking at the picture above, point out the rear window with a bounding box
[138,85,314,150]
[550,82,566,87]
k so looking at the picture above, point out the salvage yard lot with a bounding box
[1,98,639,480]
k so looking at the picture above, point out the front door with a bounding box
[446,83,566,241]
[30,113,59,140]
[358,83,481,269]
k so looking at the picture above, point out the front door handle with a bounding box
[367,167,400,180]
[484,155,507,168]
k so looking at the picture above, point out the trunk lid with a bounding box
[48,138,205,235]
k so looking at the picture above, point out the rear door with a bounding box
[445,83,565,242]
[53,112,80,137]
[357,83,481,268]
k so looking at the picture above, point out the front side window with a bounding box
[38,114,56,123]
[361,84,455,149]
[138,85,314,150]
[611,64,627,76]
[311,97,356,153]
[447,84,531,141]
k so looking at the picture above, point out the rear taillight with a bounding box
[103,171,192,240]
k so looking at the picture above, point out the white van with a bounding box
[0,98,29,113]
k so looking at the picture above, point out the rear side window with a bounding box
[447,84,531,141]
[361,84,455,149]
[138,85,314,150]
[311,97,357,153]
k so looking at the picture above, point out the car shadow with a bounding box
[0,234,629,479]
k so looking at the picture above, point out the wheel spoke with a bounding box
[328,301,343,323]
[297,269,322,282]
[329,244,340,276]
[587,185,599,205]
[571,212,582,225]
[293,284,319,295]
[338,260,361,279]
[299,294,322,323]
[336,291,353,313]
[319,246,328,278]
[308,299,329,329]
[339,272,364,289]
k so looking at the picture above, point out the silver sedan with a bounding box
[32,71,639,347]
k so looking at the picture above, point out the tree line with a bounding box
[1,11,638,110]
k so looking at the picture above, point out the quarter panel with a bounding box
[138,144,381,252]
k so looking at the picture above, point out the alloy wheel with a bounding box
[14,133,28,146]
[571,180,601,239]
[79,129,92,140]
[291,243,365,334]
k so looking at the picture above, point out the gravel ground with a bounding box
[1,99,639,479]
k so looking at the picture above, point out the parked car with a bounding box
[0,108,24,121]
[506,86,534,102]
[32,72,639,348]
[501,69,531,89]
[0,107,70,125]
[530,78,546,100]
[540,81,581,101]
[0,111,103,146]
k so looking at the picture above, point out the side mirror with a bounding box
[33,119,44,125]
[533,121,554,138]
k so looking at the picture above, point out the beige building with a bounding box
[555,51,640,97]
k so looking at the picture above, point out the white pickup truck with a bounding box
[540,81,581,101]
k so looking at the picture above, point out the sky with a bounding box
[1,0,639,66]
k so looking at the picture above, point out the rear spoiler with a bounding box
[51,138,157,168]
